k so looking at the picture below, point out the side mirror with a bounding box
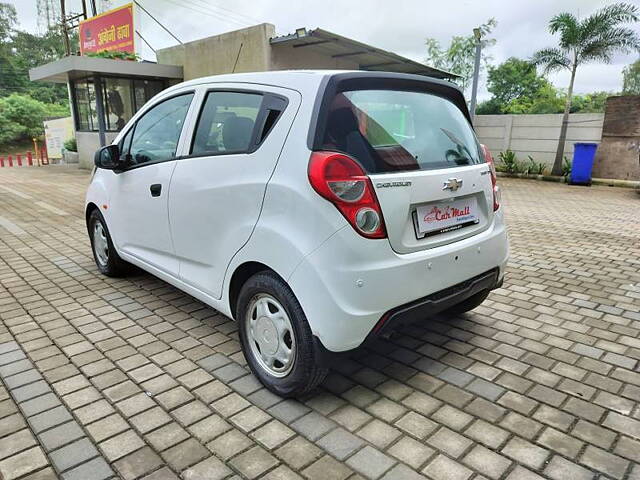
[94,145,120,170]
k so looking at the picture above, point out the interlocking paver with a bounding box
[60,457,114,480]
[1,168,640,480]
[427,427,473,458]
[346,445,396,479]
[501,437,549,470]
[463,445,512,479]
[303,455,352,480]
[580,445,629,479]
[229,445,279,479]
[206,429,253,460]
[0,447,48,480]
[145,422,190,452]
[49,437,99,472]
[387,436,434,470]
[274,436,323,470]
[182,455,232,480]
[537,427,583,459]
[423,454,472,480]
[0,429,37,460]
[37,421,85,451]
[99,429,145,462]
[252,419,295,450]
[316,427,365,460]
[114,447,163,480]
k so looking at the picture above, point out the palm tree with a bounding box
[532,3,640,176]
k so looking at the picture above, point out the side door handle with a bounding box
[150,184,162,197]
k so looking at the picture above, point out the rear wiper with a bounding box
[440,128,473,163]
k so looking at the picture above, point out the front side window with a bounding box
[128,93,194,166]
[319,89,482,173]
[191,91,263,155]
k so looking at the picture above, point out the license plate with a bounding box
[414,197,479,238]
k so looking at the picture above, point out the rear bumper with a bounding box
[288,210,509,352]
[370,268,500,337]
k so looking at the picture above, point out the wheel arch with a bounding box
[228,261,283,320]
[85,202,100,232]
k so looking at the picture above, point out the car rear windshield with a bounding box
[318,88,483,173]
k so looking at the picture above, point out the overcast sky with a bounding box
[10,0,640,100]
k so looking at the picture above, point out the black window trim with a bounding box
[115,90,196,173]
[184,88,289,160]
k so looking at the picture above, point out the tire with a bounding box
[445,289,490,315]
[236,271,328,397]
[88,209,129,277]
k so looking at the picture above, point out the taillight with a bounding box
[308,151,387,239]
[481,144,500,211]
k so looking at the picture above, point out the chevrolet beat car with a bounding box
[86,71,509,396]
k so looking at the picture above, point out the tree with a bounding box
[570,91,610,112]
[486,58,549,106]
[0,94,68,145]
[504,83,565,114]
[0,2,23,96]
[532,3,640,175]
[622,59,640,94]
[0,1,15,41]
[0,2,74,103]
[425,18,497,92]
[476,57,552,113]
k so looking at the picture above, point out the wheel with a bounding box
[88,209,129,277]
[237,271,328,397]
[445,289,490,315]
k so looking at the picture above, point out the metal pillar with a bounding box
[469,28,482,121]
[94,77,107,147]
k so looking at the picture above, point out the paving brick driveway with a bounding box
[1,165,639,480]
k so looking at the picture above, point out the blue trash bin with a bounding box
[570,143,598,185]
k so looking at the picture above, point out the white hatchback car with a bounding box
[86,70,508,396]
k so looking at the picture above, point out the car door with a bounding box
[109,92,195,276]
[168,85,300,299]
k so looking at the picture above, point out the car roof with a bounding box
[163,70,462,96]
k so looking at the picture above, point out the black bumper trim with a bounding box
[371,268,500,337]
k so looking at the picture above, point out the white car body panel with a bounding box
[289,210,508,351]
[168,83,302,299]
[85,70,509,353]
[109,161,179,275]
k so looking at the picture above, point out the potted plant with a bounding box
[63,138,79,164]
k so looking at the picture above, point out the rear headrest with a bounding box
[223,116,254,151]
[326,107,360,139]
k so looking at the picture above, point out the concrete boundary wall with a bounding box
[475,113,604,167]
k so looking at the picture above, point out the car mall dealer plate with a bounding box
[414,197,479,238]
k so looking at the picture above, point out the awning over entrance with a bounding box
[270,28,457,80]
[29,56,183,84]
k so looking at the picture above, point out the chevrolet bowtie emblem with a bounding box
[442,178,463,191]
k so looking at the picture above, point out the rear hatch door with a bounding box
[312,74,492,254]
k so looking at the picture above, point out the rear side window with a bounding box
[191,91,263,155]
[319,89,482,173]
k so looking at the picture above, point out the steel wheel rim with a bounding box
[93,222,109,267]
[245,293,296,378]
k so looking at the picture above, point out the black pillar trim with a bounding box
[94,76,107,147]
